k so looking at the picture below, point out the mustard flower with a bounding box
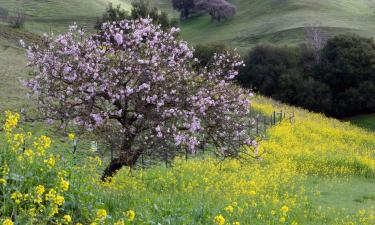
[2,219,13,225]
[68,133,75,141]
[60,178,70,192]
[224,205,234,214]
[281,205,289,213]
[63,215,72,224]
[96,209,107,220]
[0,178,6,186]
[125,210,136,222]
[214,214,225,225]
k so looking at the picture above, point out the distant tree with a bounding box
[130,0,178,29]
[172,0,236,22]
[237,45,299,96]
[195,0,236,22]
[25,19,256,180]
[96,1,178,31]
[95,3,129,30]
[304,23,326,63]
[0,7,8,22]
[172,0,195,20]
[316,34,375,116]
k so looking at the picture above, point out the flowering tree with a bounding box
[25,18,255,179]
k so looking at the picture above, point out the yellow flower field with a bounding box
[0,97,374,224]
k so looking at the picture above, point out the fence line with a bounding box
[69,110,296,168]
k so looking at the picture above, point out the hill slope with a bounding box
[1,97,374,224]
[0,0,131,34]
[153,0,375,49]
[1,0,374,48]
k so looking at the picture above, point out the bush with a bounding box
[172,0,236,22]
[7,10,26,28]
[316,34,375,117]
[194,42,229,67]
[238,45,300,96]
[238,34,375,118]
[96,1,178,31]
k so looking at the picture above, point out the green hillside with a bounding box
[166,0,375,48]
[1,0,375,110]
[0,0,131,34]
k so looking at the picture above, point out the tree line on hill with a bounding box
[236,33,375,118]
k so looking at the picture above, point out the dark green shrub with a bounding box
[238,34,375,118]
[96,1,178,31]
[194,42,230,67]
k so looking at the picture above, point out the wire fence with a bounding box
[67,110,296,168]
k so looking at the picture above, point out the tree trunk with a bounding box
[101,151,142,181]
[101,133,141,181]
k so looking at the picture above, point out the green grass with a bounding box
[0,0,131,35]
[147,0,375,49]
[349,114,375,132]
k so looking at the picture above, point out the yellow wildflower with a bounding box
[114,220,125,225]
[3,111,20,132]
[63,215,72,224]
[45,189,57,201]
[11,191,23,204]
[224,205,234,214]
[125,210,136,222]
[281,205,289,213]
[54,195,65,206]
[44,155,55,168]
[2,218,13,225]
[24,149,33,159]
[60,178,70,192]
[214,214,225,225]
[233,222,240,225]
[68,133,75,141]
[35,185,45,195]
[96,209,107,220]
[279,217,286,223]
[0,178,6,186]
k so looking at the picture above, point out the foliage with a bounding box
[315,34,375,117]
[172,0,195,20]
[95,1,178,31]
[24,19,255,179]
[172,0,236,22]
[194,42,229,67]
[94,3,129,30]
[238,34,375,118]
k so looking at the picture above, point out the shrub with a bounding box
[194,42,229,67]
[316,34,375,117]
[238,34,375,118]
[24,19,256,180]
[237,45,300,96]
[7,10,26,28]
[172,0,236,22]
[96,1,178,31]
